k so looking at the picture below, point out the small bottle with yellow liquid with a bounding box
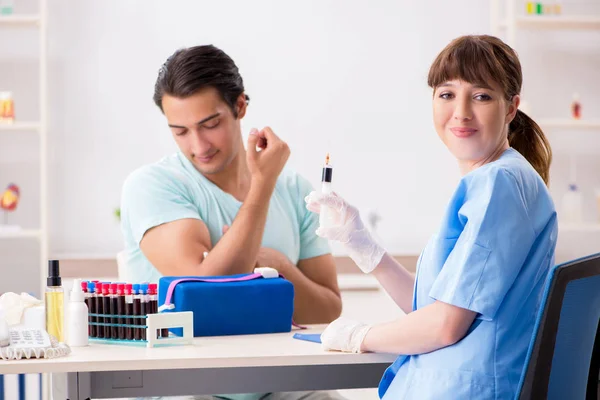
[45,260,64,342]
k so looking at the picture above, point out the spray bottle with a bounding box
[45,260,64,342]
[67,279,89,347]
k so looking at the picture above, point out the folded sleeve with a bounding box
[429,167,536,320]
[295,174,331,260]
[120,167,202,245]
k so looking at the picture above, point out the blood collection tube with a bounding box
[147,284,162,338]
[87,282,96,337]
[117,283,125,339]
[125,284,133,340]
[109,283,118,339]
[140,283,149,341]
[102,283,111,339]
[132,284,141,340]
[81,281,89,321]
[94,282,104,338]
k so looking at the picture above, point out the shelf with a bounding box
[511,15,600,30]
[0,122,41,132]
[0,15,41,26]
[337,274,381,291]
[559,224,600,233]
[539,119,600,130]
[0,229,41,239]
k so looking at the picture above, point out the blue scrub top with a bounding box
[379,148,557,399]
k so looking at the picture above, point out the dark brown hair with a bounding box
[153,45,249,118]
[427,35,552,185]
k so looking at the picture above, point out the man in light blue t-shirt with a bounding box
[120,45,344,400]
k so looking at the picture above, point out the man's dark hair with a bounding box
[153,45,249,118]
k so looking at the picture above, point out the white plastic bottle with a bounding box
[0,0,14,16]
[562,184,583,225]
[0,309,9,347]
[67,279,89,347]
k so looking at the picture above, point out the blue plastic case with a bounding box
[158,274,295,337]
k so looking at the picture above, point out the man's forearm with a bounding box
[277,261,342,324]
[198,182,274,276]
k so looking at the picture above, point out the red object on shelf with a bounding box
[0,92,14,122]
[0,183,20,212]
[571,94,581,120]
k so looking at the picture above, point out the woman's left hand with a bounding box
[320,317,372,353]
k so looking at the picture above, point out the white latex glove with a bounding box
[320,317,372,353]
[305,191,385,273]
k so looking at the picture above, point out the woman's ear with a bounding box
[506,94,520,124]
[235,93,248,119]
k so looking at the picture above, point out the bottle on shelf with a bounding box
[553,0,562,15]
[0,91,14,123]
[526,1,562,15]
[0,0,13,15]
[571,93,581,120]
[561,184,583,225]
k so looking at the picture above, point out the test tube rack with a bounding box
[88,311,193,348]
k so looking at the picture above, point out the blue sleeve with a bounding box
[429,167,536,321]
[120,166,202,246]
[295,174,331,260]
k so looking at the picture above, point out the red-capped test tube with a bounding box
[94,282,104,338]
[125,284,134,340]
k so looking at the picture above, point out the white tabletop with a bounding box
[0,326,397,375]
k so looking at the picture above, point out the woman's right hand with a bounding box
[247,127,290,189]
[305,192,363,241]
[305,192,385,274]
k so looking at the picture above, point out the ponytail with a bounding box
[509,110,552,186]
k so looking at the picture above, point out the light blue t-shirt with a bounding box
[120,152,330,284]
[120,152,330,400]
[379,148,558,399]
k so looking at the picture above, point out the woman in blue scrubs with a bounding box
[305,35,557,399]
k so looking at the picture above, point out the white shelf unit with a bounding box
[0,15,41,26]
[0,229,42,239]
[492,1,600,44]
[560,224,600,233]
[0,5,48,293]
[491,0,600,234]
[0,121,42,131]
[498,15,600,31]
[0,7,48,400]
[539,119,600,130]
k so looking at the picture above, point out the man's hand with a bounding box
[221,227,342,324]
[222,226,291,274]
[255,247,293,272]
[246,127,290,189]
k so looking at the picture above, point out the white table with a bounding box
[0,326,397,399]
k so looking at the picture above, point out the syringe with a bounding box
[319,153,335,229]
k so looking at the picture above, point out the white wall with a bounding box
[43,0,487,257]
[1,1,600,294]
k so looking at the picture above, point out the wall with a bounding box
[1,0,599,294]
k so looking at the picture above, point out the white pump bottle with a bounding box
[67,279,89,347]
